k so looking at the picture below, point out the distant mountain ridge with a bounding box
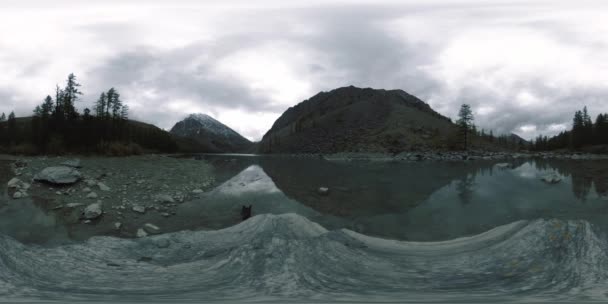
[258,86,456,153]
[170,113,252,153]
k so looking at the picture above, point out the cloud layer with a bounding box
[1,0,608,140]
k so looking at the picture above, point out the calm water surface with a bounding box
[1,156,608,303]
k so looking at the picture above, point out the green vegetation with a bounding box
[534,106,608,151]
[0,74,178,155]
[456,104,474,150]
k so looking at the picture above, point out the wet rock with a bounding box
[34,166,82,185]
[97,182,111,192]
[86,192,98,199]
[143,223,161,234]
[83,203,103,219]
[155,194,175,204]
[82,187,92,193]
[61,159,81,168]
[541,172,562,184]
[136,229,148,238]
[114,222,122,230]
[192,189,204,194]
[161,212,170,217]
[85,179,97,187]
[318,187,330,196]
[132,205,146,213]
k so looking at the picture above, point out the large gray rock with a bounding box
[34,166,82,185]
[83,203,103,219]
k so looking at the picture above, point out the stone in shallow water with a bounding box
[86,192,98,199]
[12,191,26,199]
[34,166,82,185]
[155,194,175,204]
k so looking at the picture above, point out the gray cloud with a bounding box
[2,1,608,141]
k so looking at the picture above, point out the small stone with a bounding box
[318,187,330,196]
[82,187,91,193]
[161,212,170,217]
[61,159,81,168]
[136,229,148,238]
[114,222,122,230]
[132,205,146,214]
[155,194,175,204]
[83,220,91,224]
[56,191,63,195]
[83,202,103,219]
[12,191,25,199]
[192,189,204,194]
[85,179,97,187]
[86,192,98,199]
[65,203,84,208]
[143,223,161,234]
[97,182,111,192]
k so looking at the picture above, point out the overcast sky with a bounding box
[1,0,608,141]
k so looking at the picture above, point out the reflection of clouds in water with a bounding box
[214,165,281,196]
[514,163,540,179]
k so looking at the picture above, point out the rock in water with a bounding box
[318,187,330,196]
[97,182,111,192]
[192,189,204,194]
[495,163,513,170]
[136,229,148,238]
[83,203,103,219]
[541,172,562,184]
[12,191,26,199]
[61,159,81,168]
[143,223,161,234]
[34,166,82,185]
[114,222,122,230]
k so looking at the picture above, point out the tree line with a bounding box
[0,74,177,155]
[533,106,608,151]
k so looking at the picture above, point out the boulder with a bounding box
[7,177,29,190]
[83,203,103,219]
[61,159,81,168]
[34,166,82,185]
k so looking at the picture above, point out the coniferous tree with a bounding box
[95,92,107,118]
[7,111,16,144]
[41,96,54,119]
[572,110,584,148]
[456,104,475,150]
[0,113,5,122]
[63,73,82,120]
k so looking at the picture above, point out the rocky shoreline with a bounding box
[2,155,217,241]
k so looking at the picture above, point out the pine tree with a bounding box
[95,92,107,118]
[105,88,116,119]
[120,104,129,120]
[0,112,5,122]
[63,73,82,120]
[33,105,43,117]
[7,111,16,144]
[456,104,474,150]
[41,95,54,119]
[572,110,584,148]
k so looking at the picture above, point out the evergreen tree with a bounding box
[63,73,82,120]
[95,92,107,118]
[41,96,54,119]
[7,111,16,144]
[105,88,116,118]
[456,104,474,150]
[120,104,129,120]
[572,110,584,148]
[83,108,92,119]
[596,113,608,144]
[0,112,5,122]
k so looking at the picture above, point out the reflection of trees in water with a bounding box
[534,159,608,200]
[456,174,476,205]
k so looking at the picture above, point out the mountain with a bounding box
[257,86,457,154]
[170,114,252,153]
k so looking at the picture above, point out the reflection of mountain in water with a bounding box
[259,158,499,217]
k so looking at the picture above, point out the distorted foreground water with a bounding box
[1,155,608,302]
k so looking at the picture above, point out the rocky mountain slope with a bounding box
[170,114,252,153]
[258,86,456,154]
